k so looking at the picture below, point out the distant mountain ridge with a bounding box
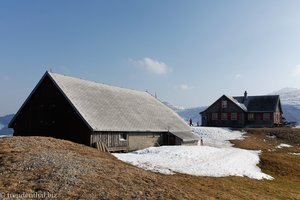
[163,102,206,125]
[0,114,14,135]
[176,107,207,125]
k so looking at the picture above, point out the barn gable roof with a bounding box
[26,72,194,140]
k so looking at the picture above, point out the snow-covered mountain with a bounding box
[270,87,300,105]
[0,114,14,136]
[270,87,300,125]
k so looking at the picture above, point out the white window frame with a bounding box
[221,100,227,108]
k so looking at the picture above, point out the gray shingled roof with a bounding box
[47,72,196,140]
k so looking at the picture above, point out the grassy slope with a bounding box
[0,128,300,199]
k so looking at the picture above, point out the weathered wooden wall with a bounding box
[91,132,128,151]
[91,132,164,152]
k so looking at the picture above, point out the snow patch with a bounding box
[0,135,9,138]
[192,127,244,147]
[288,152,300,155]
[266,134,276,139]
[114,127,272,180]
[276,143,292,148]
[114,146,272,180]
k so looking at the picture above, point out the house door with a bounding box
[162,133,176,145]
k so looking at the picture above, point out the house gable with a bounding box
[201,95,246,114]
[200,95,246,128]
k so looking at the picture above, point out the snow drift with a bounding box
[114,127,272,180]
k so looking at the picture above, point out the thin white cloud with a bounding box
[180,84,193,91]
[234,74,241,79]
[1,76,10,81]
[130,57,171,75]
[294,65,300,77]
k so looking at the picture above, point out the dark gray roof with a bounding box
[233,95,280,112]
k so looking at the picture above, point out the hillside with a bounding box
[0,130,300,199]
[0,136,187,199]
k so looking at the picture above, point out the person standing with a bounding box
[189,118,193,126]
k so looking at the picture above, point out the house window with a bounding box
[248,113,254,121]
[221,100,227,108]
[231,113,237,120]
[221,113,227,120]
[212,113,218,120]
[263,113,270,121]
[119,133,127,141]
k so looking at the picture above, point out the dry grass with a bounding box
[0,128,300,199]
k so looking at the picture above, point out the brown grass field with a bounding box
[0,128,299,199]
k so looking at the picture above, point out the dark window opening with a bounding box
[119,133,127,141]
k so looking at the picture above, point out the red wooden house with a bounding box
[200,91,283,128]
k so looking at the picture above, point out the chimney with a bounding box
[244,91,247,101]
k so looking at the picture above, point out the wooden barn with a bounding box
[9,71,199,152]
[201,91,283,128]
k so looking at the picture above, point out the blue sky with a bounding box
[1,0,300,115]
